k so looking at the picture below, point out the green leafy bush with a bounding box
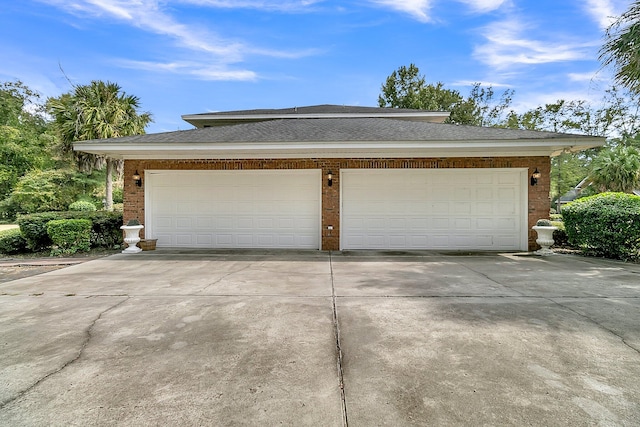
[0,228,28,254]
[18,210,123,251]
[17,212,58,251]
[46,219,92,255]
[552,222,570,247]
[562,192,640,260]
[69,200,97,211]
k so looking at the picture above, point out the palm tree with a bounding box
[589,145,640,193]
[600,1,640,94]
[48,81,152,211]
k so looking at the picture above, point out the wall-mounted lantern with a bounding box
[327,170,333,187]
[133,170,142,187]
[530,168,541,186]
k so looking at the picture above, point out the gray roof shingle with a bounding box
[78,117,596,145]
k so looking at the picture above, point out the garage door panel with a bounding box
[196,217,214,228]
[342,169,524,250]
[176,217,192,228]
[196,235,213,245]
[147,170,320,249]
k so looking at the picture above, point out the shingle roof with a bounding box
[79,117,595,145]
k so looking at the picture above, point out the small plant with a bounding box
[126,219,141,226]
[535,219,553,226]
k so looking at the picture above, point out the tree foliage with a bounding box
[378,64,513,126]
[0,169,103,217]
[600,1,640,94]
[589,145,640,193]
[47,81,152,211]
[0,81,56,202]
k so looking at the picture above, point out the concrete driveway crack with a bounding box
[196,264,253,294]
[329,251,349,427]
[0,296,130,410]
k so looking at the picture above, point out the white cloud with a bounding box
[177,0,324,12]
[116,60,258,81]
[36,0,317,76]
[568,71,598,82]
[368,0,434,23]
[473,18,596,69]
[456,0,509,13]
[582,0,627,30]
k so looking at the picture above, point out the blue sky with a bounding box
[0,0,630,133]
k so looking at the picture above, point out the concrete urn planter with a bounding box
[121,224,144,254]
[532,225,557,256]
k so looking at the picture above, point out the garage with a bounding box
[145,170,321,249]
[341,168,527,251]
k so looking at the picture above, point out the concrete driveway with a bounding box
[1,250,639,426]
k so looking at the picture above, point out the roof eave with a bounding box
[73,138,605,160]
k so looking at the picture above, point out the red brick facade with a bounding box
[123,157,551,251]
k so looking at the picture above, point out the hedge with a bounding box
[46,219,92,255]
[18,210,123,251]
[562,192,640,261]
[0,228,28,254]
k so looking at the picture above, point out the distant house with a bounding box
[74,105,604,251]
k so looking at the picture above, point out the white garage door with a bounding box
[146,170,321,249]
[341,169,526,251]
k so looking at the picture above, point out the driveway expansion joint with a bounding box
[0,296,130,410]
[329,251,349,427]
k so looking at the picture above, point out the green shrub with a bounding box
[69,200,97,211]
[46,219,92,255]
[89,211,123,248]
[0,228,28,254]
[17,211,58,251]
[549,220,569,246]
[562,192,640,260]
[18,210,123,251]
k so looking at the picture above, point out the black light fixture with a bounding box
[327,170,333,187]
[530,168,541,186]
[133,170,142,187]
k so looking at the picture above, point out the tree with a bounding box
[0,81,55,204]
[378,64,513,125]
[47,81,152,211]
[600,1,640,94]
[502,93,640,204]
[589,145,640,193]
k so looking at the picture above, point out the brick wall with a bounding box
[124,157,550,251]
